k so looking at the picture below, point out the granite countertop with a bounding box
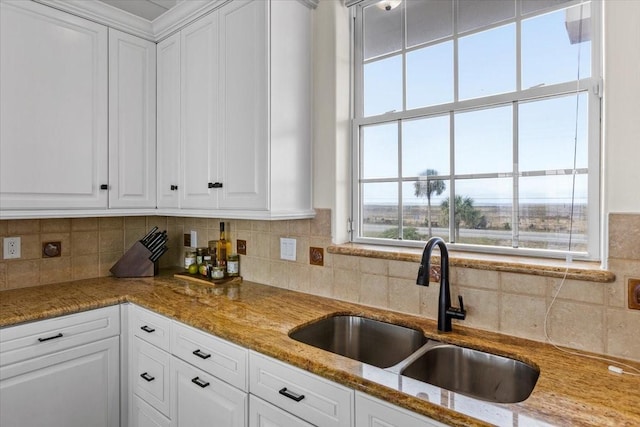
[0,272,638,427]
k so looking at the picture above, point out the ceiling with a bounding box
[98,0,178,21]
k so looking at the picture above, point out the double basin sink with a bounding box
[289,315,539,404]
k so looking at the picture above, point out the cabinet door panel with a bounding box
[249,394,313,427]
[171,357,247,427]
[157,33,181,209]
[218,0,268,210]
[180,13,219,209]
[0,336,119,427]
[355,392,447,427]
[109,28,157,208]
[132,392,171,427]
[0,1,108,210]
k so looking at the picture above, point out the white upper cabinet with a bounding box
[156,32,181,209]
[109,28,157,209]
[0,0,108,210]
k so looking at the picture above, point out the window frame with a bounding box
[349,0,602,260]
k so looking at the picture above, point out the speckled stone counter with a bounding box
[1,273,637,426]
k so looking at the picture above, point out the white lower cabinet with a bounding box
[249,394,313,427]
[355,392,447,427]
[132,394,171,427]
[0,306,121,427]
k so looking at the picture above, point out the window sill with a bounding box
[327,243,615,283]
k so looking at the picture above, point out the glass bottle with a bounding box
[216,222,232,271]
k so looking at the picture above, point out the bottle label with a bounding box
[227,260,239,275]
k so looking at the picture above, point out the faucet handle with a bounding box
[446,295,467,320]
[458,295,465,312]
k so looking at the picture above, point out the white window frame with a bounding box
[349,0,602,260]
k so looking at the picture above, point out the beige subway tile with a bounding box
[290,219,310,237]
[606,258,640,308]
[207,218,220,230]
[359,273,388,308]
[250,232,269,259]
[7,219,40,235]
[252,220,270,232]
[268,261,289,288]
[389,260,419,280]
[270,220,289,235]
[0,262,7,289]
[549,278,605,305]
[500,272,547,296]
[609,214,640,260]
[20,234,42,260]
[40,257,72,285]
[359,257,388,276]
[41,218,71,233]
[419,283,441,320]
[546,300,604,353]
[333,254,359,271]
[309,266,333,297]
[241,256,269,283]
[606,309,640,362]
[72,254,99,280]
[100,252,122,277]
[288,264,311,293]
[191,217,208,229]
[71,217,98,231]
[7,260,40,289]
[100,229,124,254]
[99,217,123,230]
[125,228,146,249]
[41,233,71,257]
[234,219,252,231]
[294,236,309,264]
[71,231,99,255]
[389,277,420,315]
[125,216,147,229]
[499,294,547,341]
[455,268,499,290]
[310,209,331,238]
[332,268,360,303]
[457,288,500,331]
[0,221,8,237]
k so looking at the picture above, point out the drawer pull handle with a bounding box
[192,349,211,359]
[38,333,63,342]
[140,325,156,333]
[279,387,305,402]
[140,372,155,382]
[191,377,210,388]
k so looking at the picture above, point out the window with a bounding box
[350,0,601,259]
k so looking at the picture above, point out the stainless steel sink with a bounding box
[401,344,539,403]
[289,315,428,368]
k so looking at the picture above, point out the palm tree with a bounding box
[441,195,482,241]
[414,169,446,237]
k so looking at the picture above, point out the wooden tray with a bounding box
[173,272,242,286]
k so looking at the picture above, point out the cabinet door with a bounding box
[171,357,247,427]
[109,29,157,208]
[0,336,119,427]
[157,32,181,209]
[218,0,268,210]
[132,394,171,427]
[0,0,108,210]
[180,12,219,210]
[249,394,313,427]
[355,392,447,427]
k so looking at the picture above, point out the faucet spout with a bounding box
[416,237,466,332]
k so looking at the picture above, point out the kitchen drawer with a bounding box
[249,351,354,427]
[132,337,171,417]
[249,394,314,427]
[131,305,171,351]
[171,321,248,391]
[0,305,120,366]
[132,394,171,427]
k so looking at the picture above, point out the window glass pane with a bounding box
[519,93,588,172]
[521,0,576,15]
[406,0,453,48]
[406,42,454,109]
[402,115,450,177]
[522,4,591,90]
[459,24,516,100]
[364,55,402,116]
[363,2,402,60]
[404,180,450,241]
[457,0,515,33]
[362,182,398,238]
[518,174,588,251]
[362,122,398,179]
[452,178,513,245]
[455,105,512,175]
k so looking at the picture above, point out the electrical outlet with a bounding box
[280,238,296,261]
[629,278,640,310]
[3,237,21,259]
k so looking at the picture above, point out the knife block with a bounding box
[110,241,158,278]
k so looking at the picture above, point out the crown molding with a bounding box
[152,0,227,41]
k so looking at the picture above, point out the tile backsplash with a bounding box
[1,210,638,362]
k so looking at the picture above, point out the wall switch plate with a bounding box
[629,278,640,310]
[237,239,247,255]
[3,237,21,259]
[310,247,324,266]
[280,238,296,261]
[190,230,198,248]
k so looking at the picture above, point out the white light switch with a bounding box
[280,238,296,261]
[190,230,198,248]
